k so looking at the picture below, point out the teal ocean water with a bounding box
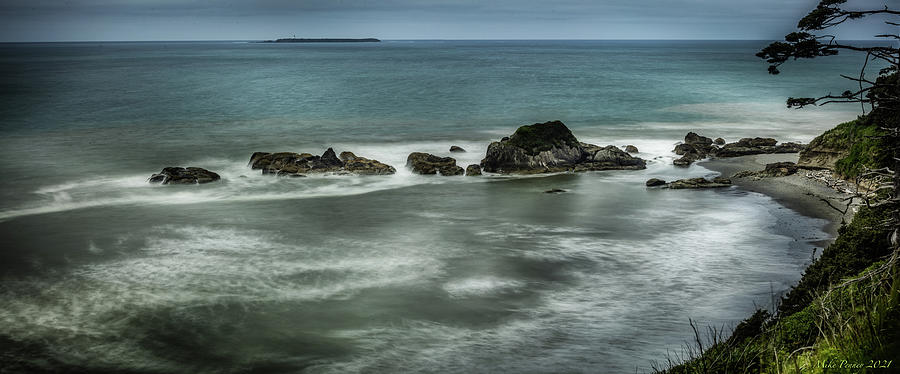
[0,40,867,372]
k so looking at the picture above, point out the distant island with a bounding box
[260,38,380,43]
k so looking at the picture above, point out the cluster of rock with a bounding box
[480,121,646,174]
[672,132,805,166]
[645,177,733,189]
[733,161,800,179]
[149,167,221,185]
[249,148,396,176]
[147,120,652,185]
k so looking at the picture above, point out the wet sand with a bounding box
[700,153,855,239]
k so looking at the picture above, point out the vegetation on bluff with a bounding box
[805,116,889,179]
[656,205,898,373]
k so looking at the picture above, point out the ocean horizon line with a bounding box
[0,38,893,44]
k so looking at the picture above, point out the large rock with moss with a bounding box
[480,120,646,174]
[249,148,395,176]
[406,152,464,175]
[149,167,220,185]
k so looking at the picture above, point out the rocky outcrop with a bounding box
[407,153,464,175]
[340,152,398,175]
[480,121,646,174]
[673,132,719,166]
[716,138,805,157]
[667,177,732,189]
[624,145,639,153]
[672,132,806,166]
[645,178,667,187]
[465,164,482,176]
[149,167,220,185]
[545,188,567,193]
[733,162,800,179]
[450,146,466,153]
[250,148,395,176]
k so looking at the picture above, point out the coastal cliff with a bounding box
[657,117,899,373]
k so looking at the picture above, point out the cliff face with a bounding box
[796,135,847,170]
[797,117,886,177]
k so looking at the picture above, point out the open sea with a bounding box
[0,40,873,373]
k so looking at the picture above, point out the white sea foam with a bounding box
[442,276,524,298]
[0,224,449,370]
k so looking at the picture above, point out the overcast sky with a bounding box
[0,0,894,42]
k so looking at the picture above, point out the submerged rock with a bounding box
[667,177,732,189]
[624,145,639,153]
[149,167,220,185]
[449,145,466,153]
[480,120,646,174]
[407,152,464,176]
[465,164,482,176]
[545,188,567,193]
[249,148,395,176]
[645,178,667,187]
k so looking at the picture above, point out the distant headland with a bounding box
[260,38,380,43]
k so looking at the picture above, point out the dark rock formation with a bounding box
[672,132,805,165]
[545,188,567,193]
[716,137,780,157]
[450,146,466,153]
[624,145,639,153]
[340,152,398,175]
[465,164,482,176]
[672,132,720,166]
[733,162,800,179]
[249,148,395,176]
[645,178,667,187]
[763,162,800,177]
[149,167,220,185]
[685,132,713,146]
[774,142,806,154]
[667,177,732,189]
[480,121,646,174]
[407,152,464,176]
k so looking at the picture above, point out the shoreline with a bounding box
[699,153,854,240]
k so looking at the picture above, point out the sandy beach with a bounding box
[701,153,855,239]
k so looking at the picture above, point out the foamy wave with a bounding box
[442,276,524,298]
[0,224,448,371]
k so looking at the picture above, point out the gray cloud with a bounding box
[0,0,894,41]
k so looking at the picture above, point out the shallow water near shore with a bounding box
[0,40,864,372]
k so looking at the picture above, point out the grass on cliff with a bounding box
[812,116,889,179]
[654,205,899,374]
